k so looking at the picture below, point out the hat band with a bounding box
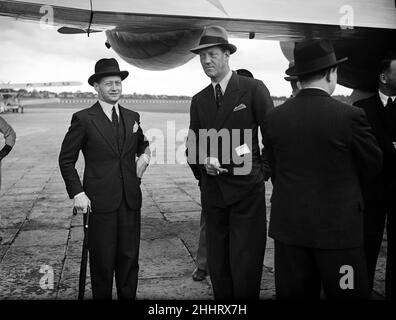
[199,35,228,46]
[296,53,337,73]
[95,66,121,74]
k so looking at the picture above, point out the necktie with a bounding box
[112,106,120,152]
[215,83,223,109]
[386,97,393,108]
[112,106,119,127]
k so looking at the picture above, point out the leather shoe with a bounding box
[192,268,207,281]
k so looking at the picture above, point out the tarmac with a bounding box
[0,107,388,300]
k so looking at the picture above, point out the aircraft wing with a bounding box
[0,0,395,91]
[0,0,395,36]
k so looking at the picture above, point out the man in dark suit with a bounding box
[354,53,396,299]
[265,39,383,299]
[188,68,256,283]
[187,25,274,299]
[0,115,16,243]
[187,152,208,282]
[59,58,150,300]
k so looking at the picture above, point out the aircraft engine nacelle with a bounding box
[280,34,396,102]
[105,29,203,71]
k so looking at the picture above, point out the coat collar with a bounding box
[296,88,331,98]
[119,105,136,155]
[88,102,135,156]
[198,72,245,129]
[214,71,243,129]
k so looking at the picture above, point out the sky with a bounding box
[0,17,352,97]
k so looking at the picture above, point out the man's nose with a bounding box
[202,55,211,64]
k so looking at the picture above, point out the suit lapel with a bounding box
[214,72,243,130]
[367,95,388,136]
[369,95,396,147]
[120,105,135,155]
[89,102,119,155]
[200,85,217,128]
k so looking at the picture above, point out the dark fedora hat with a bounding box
[284,61,299,81]
[286,39,348,77]
[88,58,129,86]
[190,25,237,54]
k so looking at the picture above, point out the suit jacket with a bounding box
[59,102,149,213]
[0,116,16,147]
[265,88,382,249]
[187,72,274,205]
[354,94,396,203]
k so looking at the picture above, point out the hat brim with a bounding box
[88,70,129,86]
[284,75,299,82]
[286,57,348,76]
[190,43,237,54]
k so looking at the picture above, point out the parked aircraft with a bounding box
[0,81,82,113]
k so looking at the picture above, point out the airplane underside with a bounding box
[0,0,395,92]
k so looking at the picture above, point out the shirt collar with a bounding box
[378,90,396,107]
[211,69,233,94]
[98,99,119,115]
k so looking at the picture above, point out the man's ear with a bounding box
[93,82,99,92]
[325,70,331,82]
[325,67,337,82]
[379,72,387,85]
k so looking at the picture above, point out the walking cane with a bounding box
[73,206,91,300]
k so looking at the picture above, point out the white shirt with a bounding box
[98,99,119,121]
[211,69,233,97]
[378,90,396,107]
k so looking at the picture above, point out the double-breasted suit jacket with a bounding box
[188,72,274,206]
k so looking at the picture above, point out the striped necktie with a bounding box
[215,83,223,109]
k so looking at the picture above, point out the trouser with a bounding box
[202,185,267,300]
[274,241,370,300]
[363,200,396,299]
[88,195,141,300]
[195,210,208,271]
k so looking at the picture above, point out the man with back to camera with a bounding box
[187,25,274,299]
[264,39,383,299]
[354,53,396,299]
[59,58,150,299]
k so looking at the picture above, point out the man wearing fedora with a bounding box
[59,58,150,299]
[264,39,382,299]
[189,68,256,283]
[354,53,396,299]
[187,25,274,299]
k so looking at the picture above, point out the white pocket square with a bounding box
[233,104,247,112]
[133,121,139,133]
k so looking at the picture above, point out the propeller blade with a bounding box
[57,27,101,34]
